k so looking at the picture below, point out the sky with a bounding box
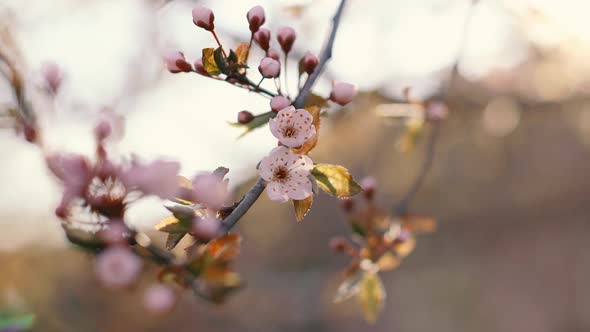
[1,0,590,249]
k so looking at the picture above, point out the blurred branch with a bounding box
[220,0,349,233]
[393,0,478,215]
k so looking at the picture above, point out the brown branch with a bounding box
[219,0,349,233]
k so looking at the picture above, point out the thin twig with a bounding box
[394,122,440,215]
[293,0,348,109]
[220,0,349,232]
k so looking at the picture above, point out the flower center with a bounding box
[281,126,298,138]
[272,166,290,182]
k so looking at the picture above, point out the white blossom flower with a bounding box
[269,106,316,147]
[258,146,314,202]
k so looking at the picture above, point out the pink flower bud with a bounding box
[41,62,62,94]
[266,48,280,61]
[254,28,271,51]
[23,124,38,143]
[94,120,112,142]
[164,51,192,73]
[360,176,376,200]
[95,246,142,289]
[98,221,130,245]
[193,57,210,76]
[277,26,296,54]
[192,5,215,31]
[301,53,319,75]
[144,284,176,315]
[246,5,266,33]
[238,110,254,124]
[258,57,280,78]
[425,101,448,121]
[341,198,354,212]
[330,81,357,106]
[192,216,221,241]
[270,96,291,113]
[329,237,351,253]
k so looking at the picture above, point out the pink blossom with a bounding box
[360,176,377,199]
[94,120,112,142]
[269,106,316,147]
[258,146,314,202]
[258,57,280,78]
[46,153,92,198]
[270,96,291,113]
[192,173,229,209]
[277,26,296,54]
[122,160,180,199]
[95,246,142,289]
[330,81,357,106]
[191,215,221,241]
[98,221,130,245]
[192,5,215,31]
[143,284,176,315]
[301,53,319,74]
[40,61,62,94]
[426,101,449,121]
[246,5,266,33]
[254,28,271,51]
[164,51,192,73]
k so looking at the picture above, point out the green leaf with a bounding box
[228,111,274,137]
[358,272,386,324]
[311,164,362,198]
[0,313,35,330]
[165,232,187,250]
[351,222,366,238]
[333,268,364,303]
[293,195,313,222]
[202,48,221,76]
[228,49,238,64]
[155,216,192,233]
[214,47,229,74]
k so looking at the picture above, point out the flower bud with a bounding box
[258,57,280,78]
[192,5,215,31]
[254,28,271,51]
[330,81,357,106]
[144,284,176,315]
[94,120,112,142]
[277,26,296,54]
[23,124,38,144]
[266,48,280,61]
[164,51,192,73]
[95,246,142,289]
[270,96,291,113]
[246,5,266,33]
[193,57,210,76]
[238,110,254,124]
[329,237,350,253]
[341,198,354,212]
[41,62,62,94]
[360,176,376,200]
[425,101,448,122]
[301,53,319,75]
[192,217,221,241]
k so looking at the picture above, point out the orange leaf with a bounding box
[402,215,437,234]
[207,234,241,261]
[293,195,313,222]
[235,42,250,64]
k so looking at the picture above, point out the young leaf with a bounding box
[292,105,321,155]
[358,272,386,324]
[304,93,329,108]
[333,268,364,303]
[293,195,313,222]
[0,314,35,330]
[213,47,229,74]
[155,216,192,233]
[235,42,250,64]
[311,164,362,198]
[202,48,221,76]
[207,234,241,261]
[228,49,238,64]
[376,252,400,271]
[166,232,187,250]
[402,215,437,234]
[228,111,273,137]
[394,236,416,258]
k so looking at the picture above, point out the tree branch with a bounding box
[293,0,348,109]
[220,0,349,233]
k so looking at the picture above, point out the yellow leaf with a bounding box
[311,164,362,198]
[394,236,416,258]
[304,93,329,108]
[235,42,250,64]
[292,105,321,155]
[178,175,192,189]
[155,216,191,233]
[333,268,364,303]
[202,48,221,75]
[293,195,313,222]
[358,272,386,324]
[376,252,400,271]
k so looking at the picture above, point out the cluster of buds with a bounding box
[331,177,436,323]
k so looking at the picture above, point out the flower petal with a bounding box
[266,181,289,202]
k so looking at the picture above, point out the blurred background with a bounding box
[1,0,590,331]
